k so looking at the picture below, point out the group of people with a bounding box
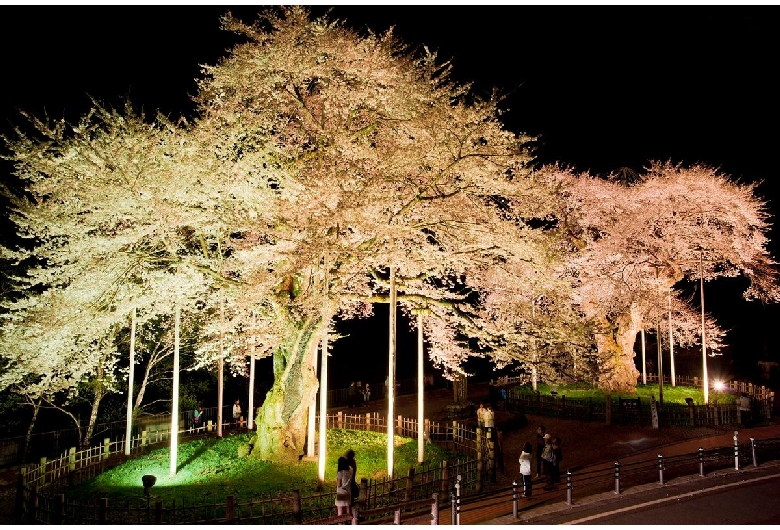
[335,449,360,516]
[476,403,495,430]
[518,425,563,498]
[348,381,371,408]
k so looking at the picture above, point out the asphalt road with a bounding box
[508,464,780,525]
[569,475,780,525]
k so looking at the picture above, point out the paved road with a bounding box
[567,474,780,525]
[485,460,780,525]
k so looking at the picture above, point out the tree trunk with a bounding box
[593,304,641,393]
[22,398,42,461]
[252,316,320,462]
[82,385,105,449]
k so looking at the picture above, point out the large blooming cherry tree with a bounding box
[550,162,778,393]
[186,7,568,459]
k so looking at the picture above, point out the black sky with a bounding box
[1,5,778,383]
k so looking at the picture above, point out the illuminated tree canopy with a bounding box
[1,8,777,460]
[549,161,779,392]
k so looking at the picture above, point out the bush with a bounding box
[237,443,252,458]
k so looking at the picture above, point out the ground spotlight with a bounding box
[713,381,725,391]
[142,474,157,497]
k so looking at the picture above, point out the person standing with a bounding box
[519,441,533,498]
[348,382,357,408]
[541,434,555,490]
[535,425,546,477]
[477,403,486,429]
[363,383,371,406]
[335,457,353,516]
[233,399,242,425]
[484,405,495,432]
[345,449,359,506]
[192,407,202,430]
[551,436,563,486]
[543,434,562,490]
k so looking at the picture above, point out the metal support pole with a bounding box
[698,447,705,477]
[751,437,757,467]
[657,454,664,485]
[450,493,456,525]
[566,470,573,505]
[512,481,518,519]
[733,431,740,470]
[614,461,621,494]
[455,474,461,525]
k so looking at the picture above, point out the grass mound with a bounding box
[69,429,453,505]
[518,382,737,405]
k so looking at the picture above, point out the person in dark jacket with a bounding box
[535,425,546,477]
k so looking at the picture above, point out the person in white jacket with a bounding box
[484,406,495,431]
[519,441,533,498]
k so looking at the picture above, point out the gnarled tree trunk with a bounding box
[252,316,320,462]
[593,303,641,393]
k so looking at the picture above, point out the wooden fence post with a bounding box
[406,468,415,501]
[68,447,76,472]
[440,460,449,499]
[40,457,47,487]
[431,492,439,525]
[141,430,148,447]
[54,493,65,524]
[103,438,111,460]
[487,430,496,484]
[15,468,26,524]
[293,489,302,524]
[397,415,403,436]
[155,500,163,524]
[226,495,234,522]
[31,484,39,524]
[337,411,343,430]
[98,498,108,524]
[359,478,368,510]
[476,428,483,494]
[366,413,371,431]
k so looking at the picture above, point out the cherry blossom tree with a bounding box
[550,162,778,392]
[151,6,584,463]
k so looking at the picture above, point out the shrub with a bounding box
[237,443,252,458]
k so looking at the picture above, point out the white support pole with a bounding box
[124,307,136,456]
[669,292,676,387]
[317,255,330,487]
[531,299,538,391]
[307,337,318,457]
[387,266,397,477]
[641,329,647,385]
[170,304,180,477]
[218,299,224,438]
[248,351,255,431]
[700,251,709,405]
[417,310,424,464]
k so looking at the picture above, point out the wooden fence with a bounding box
[16,411,502,524]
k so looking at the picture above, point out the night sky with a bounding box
[1,5,778,387]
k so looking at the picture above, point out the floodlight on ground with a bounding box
[713,380,725,391]
[142,474,157,497]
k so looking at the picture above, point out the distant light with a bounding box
[713,381,725,391]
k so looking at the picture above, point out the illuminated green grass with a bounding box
[69,429,452,505]
[522,382,737,405]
